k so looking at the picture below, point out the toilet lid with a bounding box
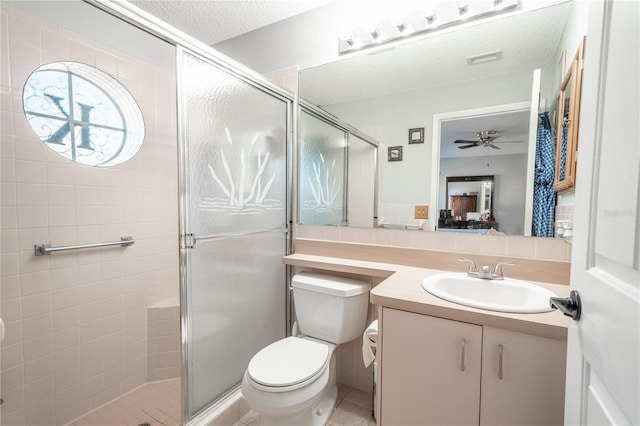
[247,337,329,387]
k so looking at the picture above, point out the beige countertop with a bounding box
[283,253,569,340]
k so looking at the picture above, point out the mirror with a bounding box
[299,1,586,236]
[440,175,496,233]
[554,37,585,192]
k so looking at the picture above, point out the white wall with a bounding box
[1,3,179,425]
[324,69,533,208]
[440,154,528,235]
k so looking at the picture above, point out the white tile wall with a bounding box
[1,4,179,425]
[296,224,572,262]
[147,304,181,382]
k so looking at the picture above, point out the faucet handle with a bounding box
[458,257,478,273]
[492,262,515,279]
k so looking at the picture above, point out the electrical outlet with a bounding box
[414,205,428,219]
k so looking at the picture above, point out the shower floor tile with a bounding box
[234,385,375,426]
[71,379,181,426]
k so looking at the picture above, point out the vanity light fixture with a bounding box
[338,0,519,55]
[457,1,469,16]
[394,18,408,34]
[424,10,438,26]
[493,0,507,9]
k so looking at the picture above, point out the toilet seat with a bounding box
[247,337,329,391]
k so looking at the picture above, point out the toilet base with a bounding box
[258,384,337,426]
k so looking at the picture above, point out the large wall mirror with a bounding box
[298,0,587,236]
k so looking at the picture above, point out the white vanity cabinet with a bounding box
[379,308,567,426]
[380,308,482,425]
[480,326,567,425]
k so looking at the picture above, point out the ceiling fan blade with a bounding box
[454,139,478,144]
[495,140,526,144]
[458,144,478,149]
[487,144,501,149]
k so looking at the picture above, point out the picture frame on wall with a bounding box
[408,127,424,144]
[388,146,403,162]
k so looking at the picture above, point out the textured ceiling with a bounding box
[128,0,335,45]
[300,2,572,106]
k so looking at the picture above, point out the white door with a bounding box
[564,1,639,425]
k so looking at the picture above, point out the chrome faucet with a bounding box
[458,258,515,280]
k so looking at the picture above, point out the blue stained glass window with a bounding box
[23,62,144,167]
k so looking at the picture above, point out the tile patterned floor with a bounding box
[69,381,371,426]
[70,379,181,426]
[233,385,375,426]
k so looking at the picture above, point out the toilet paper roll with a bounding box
[362,320,378,367]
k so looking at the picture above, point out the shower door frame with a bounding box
[82,1,295,424]
[176,45,294,423]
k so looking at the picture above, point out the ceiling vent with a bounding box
[466,50,503,65]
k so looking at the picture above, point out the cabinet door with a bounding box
[380,308,482,426]
[480,327,567,426]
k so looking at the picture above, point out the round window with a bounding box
[22,62,144,167]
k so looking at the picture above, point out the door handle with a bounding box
[550,290,581,321]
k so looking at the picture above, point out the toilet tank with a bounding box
[292,272,371,344]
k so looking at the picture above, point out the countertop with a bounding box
[283,253,569,340]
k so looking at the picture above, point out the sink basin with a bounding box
[422,273,556,313]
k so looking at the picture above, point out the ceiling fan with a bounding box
[454,130,523,150]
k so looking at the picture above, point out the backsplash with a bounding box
[296,224,572,262]
[555,203,575,243]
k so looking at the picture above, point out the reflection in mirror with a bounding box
[298,0,588,237]
[440,176,496,234]
[437,107,530,235]
[298,102,379,226]
[298,108,348,225]
[558,72,573,182]
[554,37,585,193]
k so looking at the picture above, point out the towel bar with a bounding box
[34,237,134,256]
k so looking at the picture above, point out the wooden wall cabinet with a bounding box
[450,195,478,220]
[379,308,567,426]
[554,38,586,193]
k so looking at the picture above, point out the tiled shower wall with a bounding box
[1,4,179,425]
[146,304,180,382]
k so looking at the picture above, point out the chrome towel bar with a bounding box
[34,236,134,256]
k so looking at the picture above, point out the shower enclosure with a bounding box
[177,48,292,421]
[0,1,293,424]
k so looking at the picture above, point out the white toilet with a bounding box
[241,272,371,426]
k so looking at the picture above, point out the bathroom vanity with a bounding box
[380,309,566,425]
[283,253,569,426]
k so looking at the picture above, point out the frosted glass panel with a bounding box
[299,110,347,225]
[187,232,286,415]
[179,49,289,420]
[348,135,376,228]
[182,52,288,236]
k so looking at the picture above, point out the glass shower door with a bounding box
[178,48,290,421]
